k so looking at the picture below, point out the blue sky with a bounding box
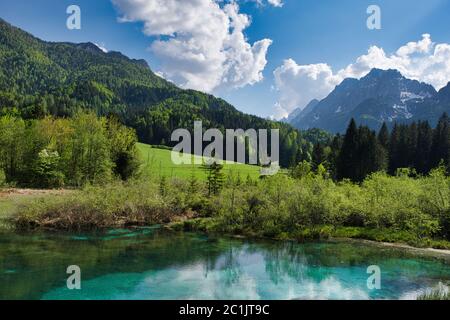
[1,0,450,118]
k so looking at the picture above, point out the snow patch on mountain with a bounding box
[390,104,413,121]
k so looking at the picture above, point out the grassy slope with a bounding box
[137,143,261,180]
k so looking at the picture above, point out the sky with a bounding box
[1,0,450,119]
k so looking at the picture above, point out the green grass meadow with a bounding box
[137,143,261,180]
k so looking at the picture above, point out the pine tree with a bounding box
[337,119,358,181]
[337,120,387,182]
[415,121,433,174]
[202,162,225,196]
[430,113,450,169]
[375,123,390,176]
[378,122,390,150]
[328,134,342,180]
[159,175,167,197]
[389,124,401,174]
[407,122,419,168]
[356,126,385,182]
[189,167,199,193]
[312,142,326,171]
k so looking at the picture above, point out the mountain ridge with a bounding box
[288,68,449,132]
[0,17,329,168]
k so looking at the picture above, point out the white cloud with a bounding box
[246,0,284,7]
[112,0,273,93]
[273,34,450,119]
[267,0,283,7]
[273,60,339,118]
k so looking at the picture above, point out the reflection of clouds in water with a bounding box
[43,250,371,300]
[133,263,260,300]
[40,239,450,300]
[118,259,369,300]
[294,277,369,300]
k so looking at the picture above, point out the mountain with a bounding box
[288,68,450,132]
[282,99,319,124]
[0,17,321,168]
[289,99,319,128]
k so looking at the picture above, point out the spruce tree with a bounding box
[356,126,386,181]
[312,142,326,171]
[431,113,450,169]
[159,176,167,197]
[415,121,433,174]
[337,119,358,181]
[389,124,402,174]
[407,122,419,168]
[378,122,390,150]
[202,161,225,196]
[328,135,342,180]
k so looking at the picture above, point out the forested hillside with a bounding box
[0,18,329,168]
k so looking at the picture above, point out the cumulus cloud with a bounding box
[273,61,339,119]
[112,0,273,93]
[273,34,450,119]
[267,0,283,7]
[246,0,284,7]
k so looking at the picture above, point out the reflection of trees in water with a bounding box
[0,230,237,299]
[260,241,311,284]
[260,241,450,285]
[203,238,245,286]
[2,231,450,299]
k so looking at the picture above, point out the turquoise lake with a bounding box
[1,227,449,300]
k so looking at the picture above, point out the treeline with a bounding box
[0,113,140,188]
[0,18,332,169]
[305,113,450,182]
[0,89,330,169]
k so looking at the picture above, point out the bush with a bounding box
[0,169,5,187]
[15,180,174,229]
[12,161,450,250]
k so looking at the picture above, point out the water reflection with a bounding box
[0,228,449,300]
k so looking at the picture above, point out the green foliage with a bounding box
[202,162,225,196]
[0,18,326,168]
[0,115,25,182]
[0,169,5,186]
[0,113,141,188]
[316,116,449,182]
[159,176,168,197]
[33,149,65,188]
[337,119,387,182]
[10,164,450,250]
[107,117,141,180]
[208,168,450,244]
[289,161,313,179]
[15,181,171,230]
[431,113,450,169]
